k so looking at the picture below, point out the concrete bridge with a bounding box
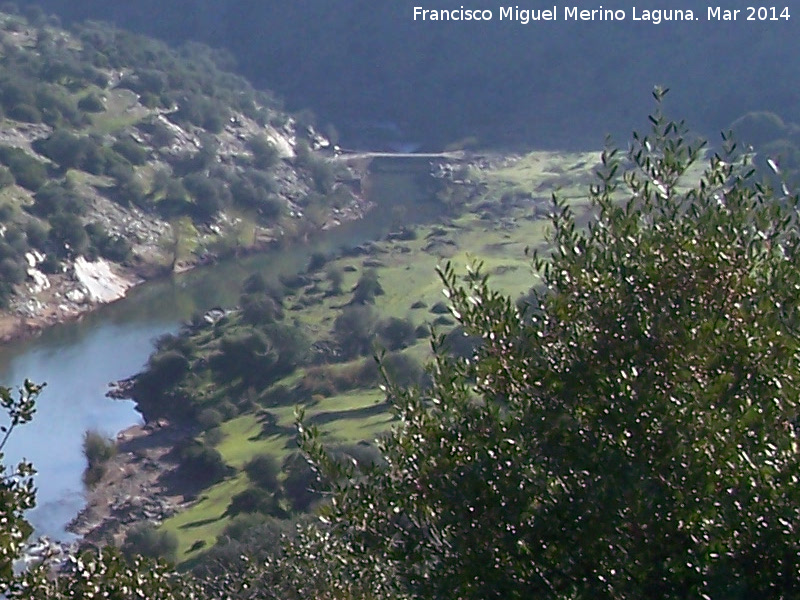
[330,149,468,161]
[328,149,471,174]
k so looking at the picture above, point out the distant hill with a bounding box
[32,0,800,148]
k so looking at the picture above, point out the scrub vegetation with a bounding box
[0,8,355,318]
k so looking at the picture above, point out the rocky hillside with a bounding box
[0,11,360,341]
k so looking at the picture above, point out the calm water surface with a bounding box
[0,167,440,539]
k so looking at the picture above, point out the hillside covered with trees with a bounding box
[31,0,800,148]
[0,8,358,340]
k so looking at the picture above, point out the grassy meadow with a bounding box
[155,149,602,563]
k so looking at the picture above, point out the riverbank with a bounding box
[0,258,140,344]
[68,420,195,546]
[7,148,527,556]
[0,183,373,346]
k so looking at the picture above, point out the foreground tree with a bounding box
[268,92,800,599]
[0,381,39,585]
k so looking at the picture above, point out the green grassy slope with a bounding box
[136,150,601,563]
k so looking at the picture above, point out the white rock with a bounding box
[73,257,136,304]
[26,267,50,293]
[65,289,86,304]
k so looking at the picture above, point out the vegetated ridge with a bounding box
[0,10,361,342]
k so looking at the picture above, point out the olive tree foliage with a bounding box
[10,547,202,599]
[0,381,200,599]
[257,93,800,599]
[0,381,39,585]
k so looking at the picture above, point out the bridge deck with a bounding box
[330,150,467,161]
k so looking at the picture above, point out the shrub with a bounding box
[282,452,319,512]
[360,351,422,388]
[378,316,417,351]
[31,183,85,217]
[47,213,89,257]
[230,172,282,221]
[429,301,450,314]
[175,441,228,486]
[441,325,481,359]
[85,222,132,263]
[122,522,178,563]
[137,118,176,148]
[225,487,278,517]
[202,516,294,576]
[244,454,280,491]
[0,257,25,286]
[330,442,383,470]
[351,269,383,304]
[244,454,279,492]
[82,429,116,488]
[307,251,327,273]
[333,304,378,358]
[156,180,191,218]
[38,253,61,274]
[34,130,88,171]
[112,137,149,166]
[3,227,26,253]
[326,266,344,295]
[140,350,190,391]
[248,135,280,170]
[82,429,116,465]
[219,513,270,542]
[242,272,268,294]
[24,220,47,250]
[172,93,228,133]
[183,173,230,221]
[432,315,455,326]
[111,173,147,208]
[0,146,47,191]
[77,92,105,113]
[7,103,41,123]
[211,330,274,384]
[196,407,223,430]
[204,426,225,446]
[240,294,283,326]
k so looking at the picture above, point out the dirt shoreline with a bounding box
[67,419,196,546]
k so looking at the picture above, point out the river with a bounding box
[0,164,442,541]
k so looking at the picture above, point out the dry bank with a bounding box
[413,6,698,24]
